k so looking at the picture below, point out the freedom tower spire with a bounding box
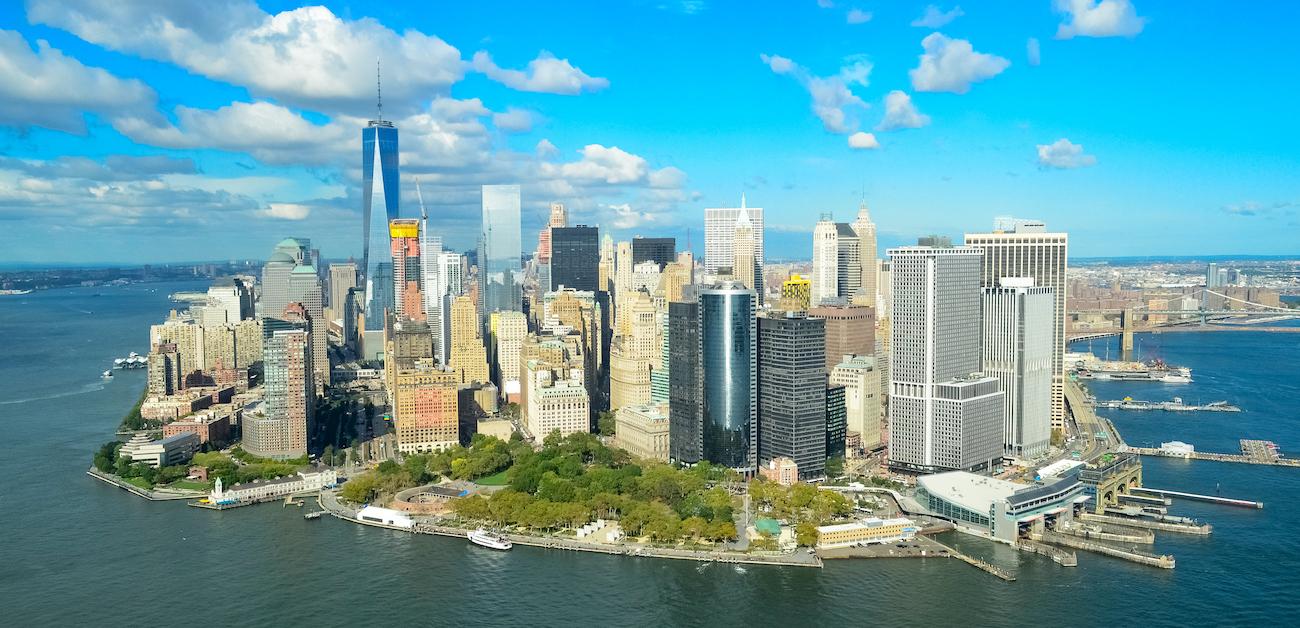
[360,59,400,359]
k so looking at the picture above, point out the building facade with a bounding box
[981,278,1054,459]
[480,184,523,317]
[551,225,600,292]
[615,402,670,461]
[699,282,757,471]
[757,312,827,480]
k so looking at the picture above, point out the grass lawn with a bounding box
[124,476,154,490]
[168,480,211,491]
[475,469,510,486]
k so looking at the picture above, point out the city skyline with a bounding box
[2,1,1298,264]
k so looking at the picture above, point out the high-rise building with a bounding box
[245,304,315,460]
[328,263,357,324]
[826,385,847,462]
[614,240,633,328]
[390,218,423,321]
[982,277,1054,459]
[287,264,328,386]
[809,304,875,372]
[494,311,528,403]
[667,299,701,464]
[362,113,400,339]
[432,251,464,365]
[392,361,460,454]
[964,222,1068,430]
[811,215,868,307]
[732,209,759,295]
[260,238,307,319]
[811,216,839,306]
[780,274,811,311]
[610,290,660,411]
[830,355,883,452]
[699,282,757,471]
[480,184,523,317]
[523,359,590,439]
[200,281,251,326]
[888,244,1004,473]
[631,237,676,269]
[551,226,600,292]
[852,202,878,308]
[757,312,827,480]
[448,295,490,385]
[598,234,615,294]
[704,196,764,274]
[147,346,179,396]
[1206,262,1220,289]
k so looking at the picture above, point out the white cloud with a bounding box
[113,101,351,165]
[846,9,873,24]
[648,166,687,189]
[1036,138,1097,169]
[760,53,872,134]
[27,2,464,114]
[1055,0,1145,39]
[472,50,609,95]
[604,202,658,229]
[909,33,1009,94]
[876,91,930,131]
[493,108,535,133]
[1027,38,1042,66]
[817,0,836,8]
[542,144,649,184]
[0,29,156,134]
[847,132,880,149]
[536,138,559,158]
[911,5,964,28]
[261,203,311,220]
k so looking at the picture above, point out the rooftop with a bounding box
[918,471,1025,514]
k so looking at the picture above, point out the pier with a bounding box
[1039,531,1174,569]
[1118,493,1170,507]
[1056,522,1154,544]
[1078,512,1211,535]
[1017,539,1078,567]
[1125,446,1300,468]
[1129,487,1263,509]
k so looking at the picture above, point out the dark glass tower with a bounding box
[757,312,828,479]
[668,299,700,463]
[551,226,600,292]
[699,282,756,471]
[362,119,399,333]
[631,236,676,269]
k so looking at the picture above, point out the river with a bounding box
[1,281,1297,625]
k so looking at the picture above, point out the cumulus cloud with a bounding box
[847,132,880,149]
[27,2,464,114]
[0,29,157,133]
[911,5,964,28]
[261,203,311,220]
[604,203,659,229]
[535,138,559,158]
[1055,0,1146,39]
[909,33,1009,94]
[113,101,352,166]
[1027,38,1042,66]
[876,91,930,131]
[760,53,872,133]
[846,9,873,24]
[472,50,609,95]
[493,108,536,133]
[1036,138,1097,169]
[541,144,652,184]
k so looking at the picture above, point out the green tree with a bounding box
[597,411,617,436]
[825,456,845,478]
[680,516,709,540]
[795,521,819,547]
[339,473,379,503]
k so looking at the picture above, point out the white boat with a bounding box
[468,529,512,550]
[101,370,114,379]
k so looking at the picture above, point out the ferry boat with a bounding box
[1076,360,1191,383]
[468,529,512,550]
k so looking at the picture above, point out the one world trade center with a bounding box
[361,96,399,359]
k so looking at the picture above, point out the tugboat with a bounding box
[468,528,512,550]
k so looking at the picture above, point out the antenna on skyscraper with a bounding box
[376,58,383,123]
[415,177,428,221]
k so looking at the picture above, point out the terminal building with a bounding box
[816,517,919,549]
[915,469,1088,544]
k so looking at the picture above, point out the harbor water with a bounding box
[2,282,1298,625]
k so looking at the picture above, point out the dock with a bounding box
[1095,398,1240,412]
[1078,512,1211,535]
[1017,539,1077,567]
[1040,531,1174,569]
[1057,522,1154,544]
[1118,493,1170,507]
[1125,446,1300,468]
[928,539,1016,581]
[1129,487,1263,509]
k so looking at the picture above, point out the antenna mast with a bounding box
[415,178,428,221]
[376,58,383,122]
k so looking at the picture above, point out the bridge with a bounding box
[1068,288,1297,344]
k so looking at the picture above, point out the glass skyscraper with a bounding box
[699,282,756,471]
[551,226,600,292]
[362,119,399,333]
[480,184,522,317]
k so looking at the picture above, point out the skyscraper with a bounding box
[852,202,878,307]
[328,263,357,323]
[964,222,1068,430]
[480,185,523,319]
[390,218,423,321]
[494,311,528,403]
[449,295,489,384]
[668,299,701,464]
[609,290,659,411]
[811,216,838,306]
[780,274,811,311]
[434,251,464,366]
[810,215,866,307]
[704,196,764,274]
[699,282,757,471]
[887,244,1003,473]
[245,304,315,460]
[391,362,460,454]
[830,355,883,452]
[362,106,400,341]
[287,264,329,387]
[981,277,1054,459]
[631,237,676,269]
[808,304,875,372]
[757,312,827,480]
[551,226,600,292]
[260,237,308,319]
[732,209,759,295]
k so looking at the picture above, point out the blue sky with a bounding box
[1,0,1297,264]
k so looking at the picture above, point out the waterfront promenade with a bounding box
[86,468,205,501]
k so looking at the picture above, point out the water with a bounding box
[2,284,1298,625]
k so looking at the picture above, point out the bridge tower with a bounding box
[1120,308,1135,359]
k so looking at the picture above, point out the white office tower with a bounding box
[964,222,1068,432]
[887,244,1004,474]
[420,231,444,355]
[811,216,839,306]
[434,251,464,366]
[981,278,1054,460]
[704,195,765,274]
[851,202,878,308]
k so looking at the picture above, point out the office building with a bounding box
[757,312,827,480]
[631,237,676,269]
[829,355,883,452]
[328,262,357,324]
[852,202,879,307]
[494,311,528,403]
[362,103,400,332]
[260,238,307,319]
[615,402,670,461]
[392,361,460,454]
[287,264,328,386]
[704,196,764,274]
[812,213,873,307]
[551,226,600,292]
[524,360,590,439]
[480,184,523,317]
[667,299,701,463]
[448,295,490,385]
[610,290,660,411]
[964,222,1068,429]
[118,432,200,468]
[809,304,874,372]
[826,384,846,462]
[390,218,423,321]
[244,304,315,460]
[888,244,1004,474]
[780,274,811,311]
[699,282,757,471]
[982,277,1054,459]
[812,216,839,306]
[731,209,759,296]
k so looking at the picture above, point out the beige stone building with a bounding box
[614,402,670,461]
[830,354,883,453]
